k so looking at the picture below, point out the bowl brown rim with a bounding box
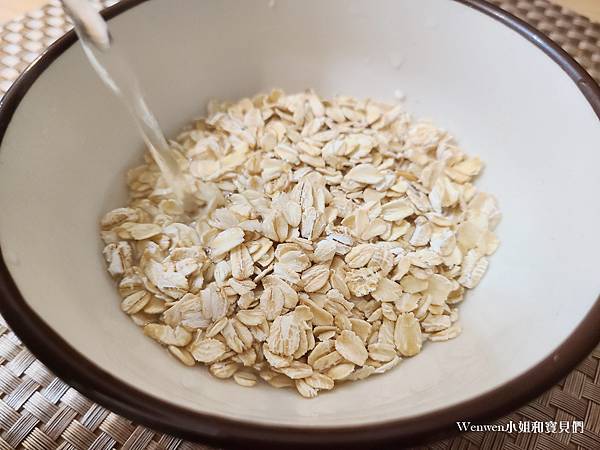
[0,0,599,448]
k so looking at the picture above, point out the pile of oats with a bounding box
[100,90,500,398]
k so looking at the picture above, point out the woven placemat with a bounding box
[0,1,599,449]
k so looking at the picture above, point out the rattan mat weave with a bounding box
[0,1,599,449]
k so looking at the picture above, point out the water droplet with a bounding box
[3,249,20,267]
[394,90,406,101]
[180,372,198,389]
[389,53,404,70]
[426,18,438,30]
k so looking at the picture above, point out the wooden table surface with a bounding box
[1,0,599,25]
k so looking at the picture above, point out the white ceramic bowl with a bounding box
[1,0,599,447]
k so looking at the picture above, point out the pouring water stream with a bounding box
[62,0,193,210]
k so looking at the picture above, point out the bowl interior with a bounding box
[1,0,599,428]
